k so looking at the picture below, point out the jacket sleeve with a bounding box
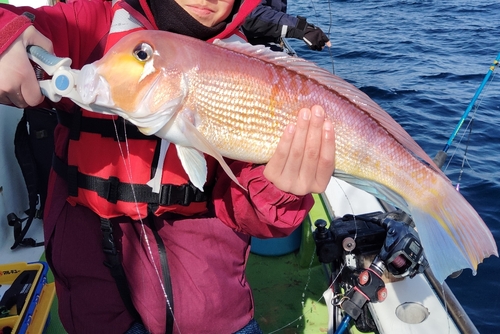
[242,0,298,41]
[0,10,32,54]
[213,160,314,238]
[0,1,111,69]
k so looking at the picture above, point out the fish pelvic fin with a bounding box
[175,145,208,191]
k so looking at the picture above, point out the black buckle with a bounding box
[159,184,190,206]
[100,218,117,257]
[102,176,120,204]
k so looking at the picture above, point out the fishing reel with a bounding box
[314,210,428,279]
[313,210,429,332]
[376,215,428,279]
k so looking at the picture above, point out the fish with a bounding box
[76,30,497,283]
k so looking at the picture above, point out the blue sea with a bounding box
[285,0,500,332]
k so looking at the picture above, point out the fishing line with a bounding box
[112,119,180,333]
[268,262,345,334]
[300,245,319,310]
[325,0,336,74]
[267,264,343,334]
[443,105,478,177]
[307,0,336,74]
[455,120,475,192]
[330,177,360,244]
[443,68,496,183]
[268,178,360,333]
[438,284,455,334]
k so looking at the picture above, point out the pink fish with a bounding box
[77,30,497,283]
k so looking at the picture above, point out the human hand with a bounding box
[0,26,53,107]
[287,17,331,51]
[303,23,331,51]
[263,105,335,196]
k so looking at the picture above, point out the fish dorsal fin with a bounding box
[213,40,444,176]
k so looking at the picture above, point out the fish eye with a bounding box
[133,43,153,62]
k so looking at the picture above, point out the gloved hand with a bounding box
[302,23,330,51]
[287,16,331,51]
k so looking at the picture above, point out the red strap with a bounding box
[138,0,158,30]
[0,12,33,55]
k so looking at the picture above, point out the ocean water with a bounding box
[285,0,500,332]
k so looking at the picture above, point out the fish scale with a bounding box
[193,62,342,159]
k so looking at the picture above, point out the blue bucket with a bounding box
[250,225,302,256]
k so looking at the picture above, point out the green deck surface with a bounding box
[247,252,330,333]
[246,195,334,333]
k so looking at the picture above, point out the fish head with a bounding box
[77,31,191,134]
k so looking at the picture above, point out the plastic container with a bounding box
[26,282,55,334]
[0,262,52,334]
[250,224,303,256]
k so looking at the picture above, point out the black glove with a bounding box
[302,23,330,51]
[287,16,330,51]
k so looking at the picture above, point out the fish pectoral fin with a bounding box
[176,145,208,191]
[179,113,245,191]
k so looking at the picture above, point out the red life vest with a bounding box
[58,0,220,220]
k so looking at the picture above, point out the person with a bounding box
[0,0,335,333]
[242,0,331,51]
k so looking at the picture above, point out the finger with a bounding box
[16,49,44,106]
[264,122,296,178]
[299,105,326,183]
[22,27,52,106]
[281,108,311,179]
[24,26,54,53]
[313,119,335,192]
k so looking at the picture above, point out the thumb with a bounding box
[22,26,53,54]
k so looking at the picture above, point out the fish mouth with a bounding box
[76,64,115,112]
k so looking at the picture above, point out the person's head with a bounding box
[173,0,236,27]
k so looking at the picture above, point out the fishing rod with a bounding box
[434,52,500,168]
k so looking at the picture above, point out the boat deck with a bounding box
[247,224,330,333]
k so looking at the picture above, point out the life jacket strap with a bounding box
[148,214,175,333]
[52,154,208,206]
[100,217,142,322]
[57,109,151,142]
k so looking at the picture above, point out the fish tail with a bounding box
[410,179,498,283]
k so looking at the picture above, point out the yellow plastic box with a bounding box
[0,262,52,334]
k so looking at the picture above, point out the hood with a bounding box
[136,0,261,42]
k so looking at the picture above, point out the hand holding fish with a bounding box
[264,105,335,196]
[0,26,53,108]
